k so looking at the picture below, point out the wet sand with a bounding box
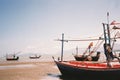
[0,61,60,80]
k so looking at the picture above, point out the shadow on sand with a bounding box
[47,73,97,80]
[47,73,120,80]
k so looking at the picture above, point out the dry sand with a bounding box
[0,61,60,80]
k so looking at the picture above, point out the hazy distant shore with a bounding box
[0,61,60,80]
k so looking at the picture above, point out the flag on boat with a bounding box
[110,20,120,25]
[88,42,93,49]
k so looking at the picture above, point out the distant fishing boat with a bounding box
[6,56,19,61]
[29,55,41,59]
[54,14,120,79]
[6,54,19,61]
[6,51,21,61]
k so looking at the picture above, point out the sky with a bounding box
[0,0,120,56]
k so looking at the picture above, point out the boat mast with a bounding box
[61,33,64,62]
[76,46,78,55]
[103,12,113,67]
[107,12,111,46]
[56,33,68,61]
[103,23,111,57]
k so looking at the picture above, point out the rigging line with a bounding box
[111,31,119,49]
[93,29,119,51]
[90,28,115,55]
[94,40,104,52]
[90,40,100,53]
[93,36,102,48]
[96,27,113,39]
[83,42,93,55]
[89,40,104,55]
[83,46,89,55]
[92,40,100,52]
[91,28,110,53]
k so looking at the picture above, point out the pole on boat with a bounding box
[76,46,78,55]
[56,33,67,61]
[103,12,114,67]
[107,12,109,26]
[103,23,110,58]
[61,33,64,62]
[107,12,111,47]
[103,23,112,67]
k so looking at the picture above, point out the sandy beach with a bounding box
[0,61,60,80]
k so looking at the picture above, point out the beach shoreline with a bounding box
[0,61,60,80]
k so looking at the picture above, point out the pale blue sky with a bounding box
[0,0,120,56]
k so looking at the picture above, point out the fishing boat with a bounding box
[29,55,41,59]
[6,52,21,61]
[6,54,19,61]
[54,14,120,79]
[74,52,100,61]
[54,60,120,79]
[73,44,101,61]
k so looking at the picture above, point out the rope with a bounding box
[89,28,116,55]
